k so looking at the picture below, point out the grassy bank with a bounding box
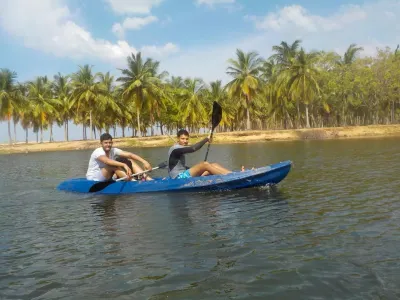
[1,124,400,155]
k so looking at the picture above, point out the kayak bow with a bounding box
[57,160,292,195]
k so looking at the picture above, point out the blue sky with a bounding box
[1,0,399,143]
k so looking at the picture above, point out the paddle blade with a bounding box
[88,180,116,193]
[211,101,222,130]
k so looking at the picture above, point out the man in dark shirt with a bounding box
[167,129,232,179]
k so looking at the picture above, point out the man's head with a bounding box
[100,133,113,152]
[177,129,189,146]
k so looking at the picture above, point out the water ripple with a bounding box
[1,139,400,299]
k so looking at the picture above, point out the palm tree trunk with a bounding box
[392,101,395,123]
[160,122,164,135]
[113,126,116,137]
[13,119,17,143]
[296,99,300,128]
[246,108,251,130]
[40,126,43,143]
[50,124,53,142]
[305,104,310,128]
[342,96,346,126]
[122,126,125,137]
[136,106,141,137]
[64,121,68,141]
[7,116,12,145]
[90,110,93,140]
[246,95,251,130]
[25,128,28,144]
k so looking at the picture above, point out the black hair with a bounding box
[115,156,133,172]
[177,128,189,137]
[100,133,113,142]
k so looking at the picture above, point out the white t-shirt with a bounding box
[86,147,122,180]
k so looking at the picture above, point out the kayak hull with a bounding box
[57,160,292,195]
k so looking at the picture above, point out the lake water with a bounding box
[1,137,400,299]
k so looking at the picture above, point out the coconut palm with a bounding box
[339,44,364,66]
[226,49,263,130]
[178,77,208,131]
[117,52,165,137]
[27,76,60,142]
[271,40,302,69]
[279,49,321,128]
[96,72,122,135]
[0,68,20,144]
[70,65,102,140]
[52,73,72,141]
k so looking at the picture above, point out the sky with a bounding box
[1,0,399,143]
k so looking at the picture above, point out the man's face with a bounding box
[101,139,113,152]
[178,134,189,146]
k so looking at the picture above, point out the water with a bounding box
[1,138,400,299]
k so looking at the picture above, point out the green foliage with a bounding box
[2,43,400,143]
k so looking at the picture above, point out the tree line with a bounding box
[1,40,400,145]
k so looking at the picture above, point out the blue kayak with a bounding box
[57,160,292,195]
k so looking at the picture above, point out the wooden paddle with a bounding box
[88,161,168,193]
[204,101,222,161]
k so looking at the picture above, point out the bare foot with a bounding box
[143,174,153,181]
[241,166,245,172]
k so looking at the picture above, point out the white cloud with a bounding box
[0,0,178,67]
[195,0,235,6]
[105,0,164,15]
[249,4,367,32]
[162,0,400,84]
[142,42,179,57]
[112,15,158,38]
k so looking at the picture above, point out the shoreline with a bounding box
[1,124,400,155]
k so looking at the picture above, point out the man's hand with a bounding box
[123,163,132,178]
[143,161,152,171]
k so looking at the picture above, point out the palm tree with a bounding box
[271,40,302,68]
[339,44,364,65]
[97,72,122,135]
[117,52,165,137]
[280,49,321,128]
[226,49,263,130]
[179,77,208,131]
[142,60,168,136]
[0,68,19,144]
[70,65,101,140]
[14,83,29,142]
[28,76,59,142]
[52,73,72,141]
[206,80,234,130]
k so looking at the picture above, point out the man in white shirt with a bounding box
[86,133,152,181]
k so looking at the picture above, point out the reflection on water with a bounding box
[1,138,400,299]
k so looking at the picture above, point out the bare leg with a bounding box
[200,163,230,176]
[189,161,231,177]
[100,166,118,180]
[129,159,153,180]
[103,166,135,181]
[210,162,231,174]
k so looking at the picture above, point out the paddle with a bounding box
[204,101,222,161]
[116,161,167,181]
[88,161,168,193]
